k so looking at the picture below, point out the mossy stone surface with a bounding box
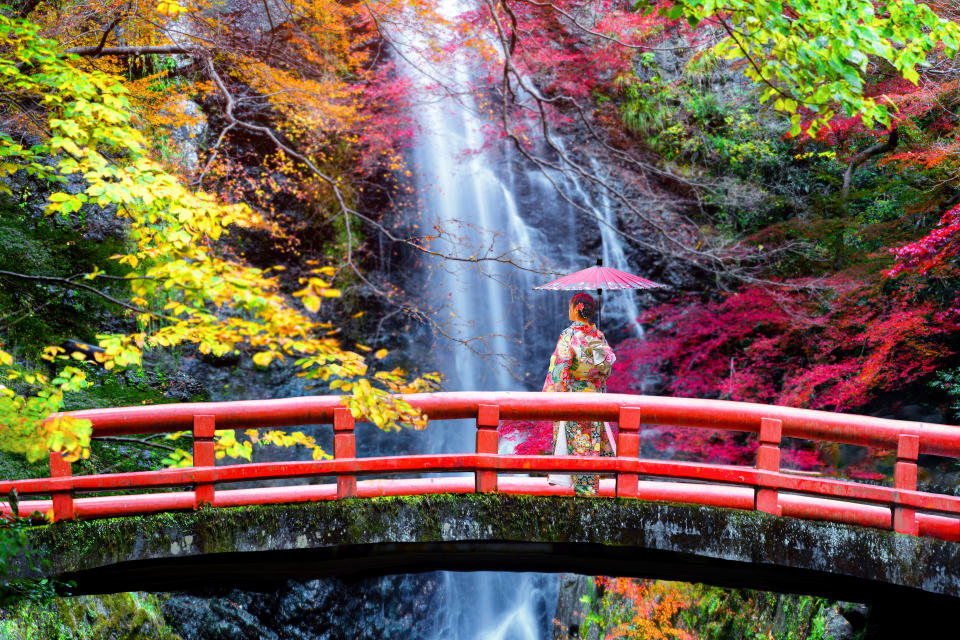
[11,494,960,605]
[0,592,180,640]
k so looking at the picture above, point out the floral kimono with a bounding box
[542,320,616,495]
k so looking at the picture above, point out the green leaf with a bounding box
[903,66,920,85]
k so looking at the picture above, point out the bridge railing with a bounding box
[2,392,960,541]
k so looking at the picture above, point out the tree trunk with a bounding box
[841,128,899,199]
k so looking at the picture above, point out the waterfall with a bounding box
[383,1,649,637]
[399,13,562,637]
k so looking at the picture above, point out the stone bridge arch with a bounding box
[19,494,960,615]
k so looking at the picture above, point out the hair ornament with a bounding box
[576,302,584,312]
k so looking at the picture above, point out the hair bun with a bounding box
[570,293,596,321]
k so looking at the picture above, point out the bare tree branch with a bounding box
[15,0,43,17]
[201,55,548,362]
[93,436,179,453]
[0,270,175,321]
[65,45,191,57]
[92,16,125,57]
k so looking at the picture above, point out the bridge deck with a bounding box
[7,477,957,538]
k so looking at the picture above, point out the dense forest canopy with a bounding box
[1,0,959,479]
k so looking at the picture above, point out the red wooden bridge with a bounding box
[3,391,960,542]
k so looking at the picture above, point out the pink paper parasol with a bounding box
[534,259,665,328]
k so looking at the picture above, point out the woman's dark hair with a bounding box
[570,293,596,321]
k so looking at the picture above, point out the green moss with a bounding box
[10,492,955,612]
[0,193,215,482]
[0,592,180,640]
[683,587,833,640]
[0,362,209,482]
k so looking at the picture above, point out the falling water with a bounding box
[382,1,648,637]
[397,11,563,636]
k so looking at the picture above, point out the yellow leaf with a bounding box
[252,351,273,367]
[156,0,188,16]
[354,343,372,352]
[303,296,321,313]
[374,348,388,359]
[321,289,341,298]
[41,346,65,362]
[0,350,11,366]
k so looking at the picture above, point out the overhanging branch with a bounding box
[65,45,192,57]
[0,270,175,321]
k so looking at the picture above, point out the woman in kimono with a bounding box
[543,293,617,496]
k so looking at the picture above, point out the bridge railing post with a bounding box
[893,434,919,535]
[334,407,358,499]
[476,404,499,493]
[755,417,782,516]
[616,407,641,498]
[49,451,74,521]
[193,414,216,509]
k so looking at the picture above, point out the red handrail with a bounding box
[3,392,960,543]
[50,392,960,455]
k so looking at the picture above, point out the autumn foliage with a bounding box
[499,1,960,484]
[608,283,954,412]
[587,578,697,640]
[0,2,441,464]
[1,0,960,475]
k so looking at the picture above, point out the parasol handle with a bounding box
[597,288,602,329]
[596,257,602,329]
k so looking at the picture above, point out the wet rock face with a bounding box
[553,574,601,640]
[163,593,277,640]
[163,575,440,640]
[818,603,858,640]
[1,159,127,242]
